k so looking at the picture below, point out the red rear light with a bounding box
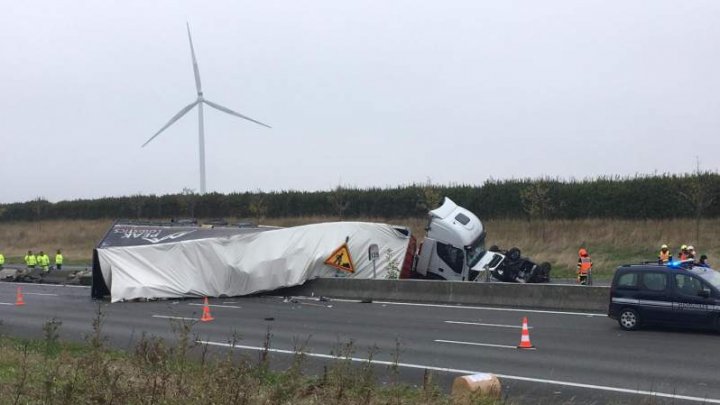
[399,236,417,279]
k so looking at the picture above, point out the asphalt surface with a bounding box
[0,282,718,404]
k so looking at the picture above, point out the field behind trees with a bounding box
[1,217,718,278]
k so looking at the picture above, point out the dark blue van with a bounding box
[608,263,720,331]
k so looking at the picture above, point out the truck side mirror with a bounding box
[698,290,710,298]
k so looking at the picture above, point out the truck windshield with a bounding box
[696,268,720,289]
[465,235,486,268]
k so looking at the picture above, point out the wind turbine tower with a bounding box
[142,23,271,194]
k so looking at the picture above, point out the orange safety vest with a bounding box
[658,250,671,263]
[578,257,592,275]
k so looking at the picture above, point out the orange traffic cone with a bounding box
[517,316,534,349]
[200,297,214,322]
[15,287,25,306]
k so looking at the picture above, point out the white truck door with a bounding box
[415,239,436,277]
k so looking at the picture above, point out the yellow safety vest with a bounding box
[25,255,37,266]
[39,255,50,267]
[55,254,63,265]
[0,254,5,265]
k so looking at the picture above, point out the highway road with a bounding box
[0,282,718,404]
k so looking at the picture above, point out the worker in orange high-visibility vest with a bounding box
[658,244,672,264]
[577,248,593,285]
[679,245,689,261]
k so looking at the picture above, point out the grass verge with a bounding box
[0,315,502,404]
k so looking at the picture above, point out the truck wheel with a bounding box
[618,308,640,331]
[539,262,551,282]
[503,265,519,282]
[507,248,521,261]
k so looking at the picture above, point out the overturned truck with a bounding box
[92,198,549,302]
[401,198,551,283]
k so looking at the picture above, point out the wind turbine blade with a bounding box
[142,101,199,147]
[186,22,202,94]
[203,99,272,129]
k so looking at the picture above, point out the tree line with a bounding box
[0,173,718,222]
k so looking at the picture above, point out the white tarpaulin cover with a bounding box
[97,222,410,302]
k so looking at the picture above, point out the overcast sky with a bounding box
[1,1,718,203]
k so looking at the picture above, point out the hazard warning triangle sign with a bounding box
[324,243,355,273]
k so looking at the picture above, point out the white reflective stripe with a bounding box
[612,297,672,307]
[612,297,639,304]
[638,300,673,307]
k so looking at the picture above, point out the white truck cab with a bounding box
[414,197,504,281]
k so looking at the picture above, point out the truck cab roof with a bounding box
[426,197,484,247]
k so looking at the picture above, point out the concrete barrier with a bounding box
[278,278,610,312]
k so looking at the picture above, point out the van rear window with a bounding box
[617,272,638,288]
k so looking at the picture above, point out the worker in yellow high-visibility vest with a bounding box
[25,250,37,270]
[55,249,64,270]
[37,251,50,273]
[0,250,5,270]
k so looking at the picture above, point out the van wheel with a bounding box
[618,308,640,331]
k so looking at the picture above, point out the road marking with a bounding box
[434,339,518,349]
[197,340,720,404]
[188,303,242,309]
[298,301,331,308]
[0,302,15,306]
[22,292,59,296]
[290,297,605,317]
[444,320,530,329]
[223,301,238,304]
[152,315,197,321]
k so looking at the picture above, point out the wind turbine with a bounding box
[142,23,271,194]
